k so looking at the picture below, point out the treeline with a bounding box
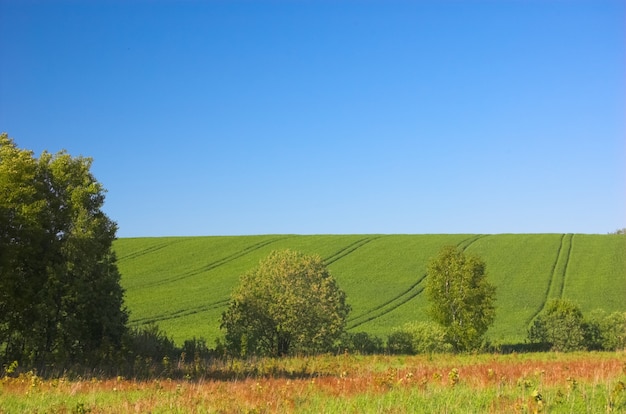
[37,303,621,380]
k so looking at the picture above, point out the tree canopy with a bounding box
[220,249,351,357]
[425,246,496,351]
[0,133,128,370]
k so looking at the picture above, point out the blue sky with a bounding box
[1,1,624,237]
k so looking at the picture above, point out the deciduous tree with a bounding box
[0,133,127,370]
[425,246,496,351]
[220,249,350,357]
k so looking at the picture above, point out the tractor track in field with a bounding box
[117,239,187,262]
[323,237,382,266]
[130,299,230,325]
[347,235,487,331]
[139,236,292,289]
[456,234,488,252]
[346,273,427,330]
[527,234,573,325]
[558,234,574,298]
[135,237,384,326]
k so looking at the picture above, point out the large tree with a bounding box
[0,133,128,370]
[220,249,351,357]
[425,246,496,351]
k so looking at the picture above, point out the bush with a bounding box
[528,299,587,352]
[529,300,626,352]
[125,324,177,361]
[585,310,626,351]
[387,322,452,355]
[337,332,384,355]
[600,312,626,350]
[387,331,414,354]
[404,322,453,354]
[181,337,213,361]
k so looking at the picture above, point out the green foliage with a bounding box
[337,332,384,354]
[386,322,452,355]
[0,134,128,371]
[425,246,496,351]
[181,337,213,361]
[582,309,626,352]
[597,311,626,351]
[386,331,414,354]
[529,300,626,352]
[220,249,351,357]
[125,324,177,362]
[528,299,587,351]
[403,322,452,354]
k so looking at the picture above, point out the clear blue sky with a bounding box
[1,1,624,237]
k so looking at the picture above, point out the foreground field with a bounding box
[114,234,626,346]
[2,352,625,413]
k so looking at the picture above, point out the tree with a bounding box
[425,246,496,351]
[220,249,351,357]
[528,298,586,351]
[0,133,128,370]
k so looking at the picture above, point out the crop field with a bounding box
[114,234,626,346]
[2,352,625,413]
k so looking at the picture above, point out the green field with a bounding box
[114,234,626,346]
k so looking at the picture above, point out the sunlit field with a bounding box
[2,352,625,413]
[114,234,626,345]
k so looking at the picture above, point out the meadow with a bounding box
[1,352,625,413]
[114,234,626,346]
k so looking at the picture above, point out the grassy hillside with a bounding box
[114,234,626,346]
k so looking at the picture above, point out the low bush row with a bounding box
[2,303,623,380]
[527,299,626,352]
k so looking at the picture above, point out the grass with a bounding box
[114,234,626,346]
[464,234,565,344]
[564,234,626,314]
[2,352,625,413]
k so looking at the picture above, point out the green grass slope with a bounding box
[114,234,626,346]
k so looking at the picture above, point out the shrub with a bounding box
[601,312,626,350]
[337,332,384,355]
[387,322,452,355]
[403,321,453,354]
[181,337,213,361]
[528,299,587,352]
[125,324,177,361]
[586,310,626,351]
[387,331,414,354]
[529,300,626,352]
